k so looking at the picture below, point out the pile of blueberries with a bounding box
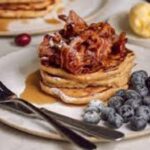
[82,70,150,131]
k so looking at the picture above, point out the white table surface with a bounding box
[0,0,149,150]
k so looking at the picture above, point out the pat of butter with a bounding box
[129,2,150,38]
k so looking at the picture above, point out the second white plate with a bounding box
[0,0,107,36]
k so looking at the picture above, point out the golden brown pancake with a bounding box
[40,51,135,83]
[41,52,134,88]
[0,0,53,10]
[40,81,128,104]
[0,0,63,18]
[0,0,45,3]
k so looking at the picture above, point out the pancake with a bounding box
[0,0,63,18]
[40,51,135,83]
[42,82,109,97]
[40,81,128,104]
[41,53,134,88]
[41,67,131,88]
[0,0,44,3]
[0,0,52,10]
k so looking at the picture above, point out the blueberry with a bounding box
[130,116,147,131]
[84,106,100,113]
[136,70,148,79]
[107,113,123,128]
[125,98,140,109]
[108,96,124,110]
[88,99,105,112]
[143,96,150,106]
[115,89,127,100]
[130,70,148,86]
[146,77,150,92]
[134,84,149,97]
[101,107,116,121]
[82,111,100,124]
[118,104,134,123]
[135,106,150,121]
[126,90,142,102]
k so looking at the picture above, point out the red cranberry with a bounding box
[15,33,31,46]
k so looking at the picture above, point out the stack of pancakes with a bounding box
[38,11,135,105]
[40,52,134,104]
[0,0,62,18]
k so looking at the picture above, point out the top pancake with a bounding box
[40,50,135,83]
[0,0,53,10]
[0,0,62,18]
[0,0,44,3]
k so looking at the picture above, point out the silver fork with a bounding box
[0,82,96,150]
[0,82,124,141]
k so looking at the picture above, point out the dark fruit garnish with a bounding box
[108,96,124,110]
[118,104,134,123]
[125,90,142,102]
[101,107,115,121]
[107,113,123,128]
[82,111,100,124]
[125,98,140,109]
[134,84,149,97]
[130,116,147,131]
[15,33,31,46]
[130,70,148,87]
[88,100,105,112]
[135,106,150,121]
[84,106,100,113]
[115,89,127,100]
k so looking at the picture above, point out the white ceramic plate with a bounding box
[108,11,150,48]
[0,44,150,142]
[0,0,108,36]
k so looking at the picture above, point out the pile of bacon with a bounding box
[39,10,128,74]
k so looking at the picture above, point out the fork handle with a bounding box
[13,99,97,150]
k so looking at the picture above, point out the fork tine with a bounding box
[0,81,15,95]
[0,82,16,99]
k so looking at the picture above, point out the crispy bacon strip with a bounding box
[39,10,128,74]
